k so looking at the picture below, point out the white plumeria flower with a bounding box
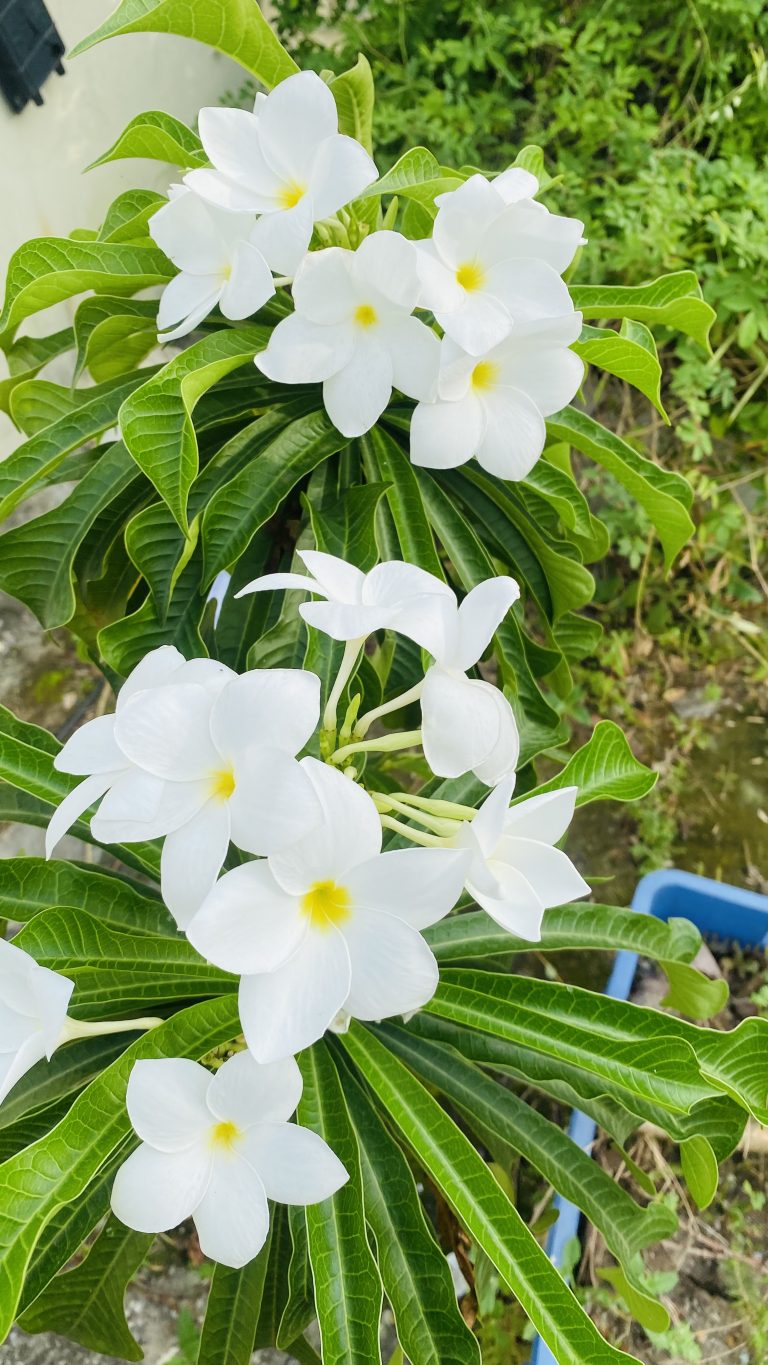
[187,758,470,1062]
[185,71,377,277]
[410,314,584,480]
[255,233,441,437]
[415,171,583,355]
[237,549,453,642]
[460,778,590,940]
[415,578,522,785]
[0,938,73,1106]
[149,186,274,342]
[49,649,322,928]
[111,1051,347,1268]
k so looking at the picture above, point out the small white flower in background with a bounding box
[237,549,453,642]
[0,938,73,1105]
[414,578,522,785]
[255,232,440,437]
[460,779,590,940]
[186,71,377,277]
[49,648,322,927]
[148,186,274,342]
[111,1051,347,1268]
[410,314,584,480]
[187,758,469,1062]
[414,171,582,355]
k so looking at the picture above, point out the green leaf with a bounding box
[369,427,444,577]
[547,407,694,570]
[573,320,667,420]
[297,1042,383,1365]
[277,1207,315,1349]
[18,1216,150,1359]
[525,718,657,805]
[88,109,207,170]
[680,1136,719,1210]
[570,271,715,351]
[197,1247,272,1365]
[0,857,171,936]
[341,1024,641,1365]
[307,482,388,574]
[341,1061,481,1365]
[73,296,158,383]
[661,961,730,1021]
[0,239,172,340]
[598,1265,671,1335]
[361,148,463,210]
[119,326,268,530]
[98,545,209,674]
[0,994,240,1341]
[69,0,299,86]
[0,329,74,415]
[97,189,166,243]
[330,56,374,155]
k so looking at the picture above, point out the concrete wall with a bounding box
[0,0,240,454]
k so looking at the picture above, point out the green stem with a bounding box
[59,1015,163,1045]
[323,636,364,733]
[394,791,478,820]
[372,791,460,837]
[330,729,422,765]
[355,680,424,737]
[379,814,449,847]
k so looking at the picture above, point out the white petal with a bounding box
[207,1049,303,1128]
[238,929,351,1062]
[421,667,509,780]
[352,230,420,311]
[323,340,392,438]
[92,770,207,843]
[249,197,315,277]
[495,333,583,416]
[114,684,218,782]
[361,560,450,610]
[483,199,584,273]
[157,272,222,340]
[197,106,281,196]
[380,315,440,402]
[45,772,115,858]
[125,1058,211,1152]
[210,669,320,760]
[149,189,227,273]
[414,244,465,313]
[186,860,305,975]
[54,715,122,776]
[299,601,385,640]
[160,800,231,929]
[476,387,546,481]
[220,241,275,321]
[185,166,276,214]
[173,658,235,694]
[243,1122,348,1203]
[469,864,546,941]
[469,774,517,857]
[342,909,439,1020]
[257,71,339,182]
[117,646,186,708]
[409,395,483,470]
[269,756,381,891]
[229,750,321,857]
[435,292,512,356]
[345,847,469,930]
[504,787,578,845]
[298,549,365,602]
[471,684,520,785]
[497,836,589,907]
[0,1034,47,1107]
[491,167,540,204]
[256,312,353,385]
[483,257,574,323]
[455,577,520,671]
[193,1156,269,1268]
[111,1143,211,1233]
[236,570,328,600]
[292,248,357,325]
[309,134,378,217]
[31,963,75,1056]
[432,174,505,267]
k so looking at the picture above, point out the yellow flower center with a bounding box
[301,879,352,931]
[470,360,500,392]
[353,303,378,328]
[210,1119,240,1150]
[278,180,306,209]
[209,767,236,801]
[455,260,486,292]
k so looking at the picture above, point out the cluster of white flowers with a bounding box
[148,70,585,480]
[1,554,589,1266]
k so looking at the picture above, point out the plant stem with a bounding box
[59,1015,164,1045]
[372,791,460,837]
[330,729,422,765]
[323,636,364,732]
[394,791,478,820]
[379,814,448,847]
[355,680,424,736]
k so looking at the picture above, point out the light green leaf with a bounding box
[298,1042,382,1365]
[73,296,158,383]
[573,320,667,419]
[0,857,171,936]
[526,718,657,805]
[342,1024,641,1365]
[330,56,374,155]
[0,329,74,415]
[361,148,463,210]
[368,427,445,577]
[197,1248,272,1365]
[88,109,207,170]
[680,1136,719,1210]
[661,961,730,1021]
[570,271,715,351]
[69,0,299,87]
[97,189,166,243]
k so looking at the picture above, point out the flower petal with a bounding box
[197,106,281,195]
[483,257,573,323]
[504,787,578,845]
[111,1142,211,1234]
[476,386,546,481]
[54,715,123,776]
[257,70,338,182]
[193,1156,269,1268]
[292,248,357,325]
[495,326,584,416]
[345,847,469,930]
[309,134,378,218]
[421,667,509,780]
[497,836,589,907]
[229,750,322,857]
[298,549,365,601]
[114,684,218,782]
[45,772,115,858]
[219,241,275,321]
[299,601,384,639]
[351,230,420,311]
[269,756,381,891]
[435,292,511,356]
[160,799,231,929]
[455,576,520,671]
[409,394,483,470]
[207,1049,303,1128]
[256,311,353,384]
[186,860,305,975]
[471,683,520,786]
[0,1033,47,1107]
[157,272,222,340]
[342,909,439,1020]
[432,174,505,268]
[469,863,545,941]
[149,189,227,274]
[490,167,540,204]
[238,928,351,1062]
[31,963,75,1056]
[249,196,316,277]
[210,669,321,760]
[91,770,207,843]
[468,774,517,857]
[185,166,275,214]
[118,646,186,708]
[125,1058,211,1152]
[323,340,393,437]
[243,1122,348,1203]
[380,315,440,402]
[483,199,584,273]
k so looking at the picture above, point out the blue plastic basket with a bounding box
[529,869,768,1365]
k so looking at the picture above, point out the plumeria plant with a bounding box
[0,4,765,1365]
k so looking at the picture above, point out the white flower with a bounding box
[187,758,469,1062]
[185,71,377,277]
[237,549,453,642]
[460,779,590,940]
[416,578,522,785]
[415,171,582,355]
[410,314,584,480]
[255,233,440,437]
[111,1051,347,1268]
[0,938,73,1106]
[48,648,322,927]
[149,186,274,342]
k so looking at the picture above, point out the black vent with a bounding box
[0,0,65,113]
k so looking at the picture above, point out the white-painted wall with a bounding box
[0,0,240,454]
